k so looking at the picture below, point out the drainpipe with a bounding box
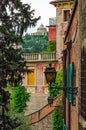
[62,49,67,124]
[67,40,72,130]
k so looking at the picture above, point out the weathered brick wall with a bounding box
[78,0,86,48]
[65,4,79,130]
[30,113,52,130]
[78,1,86,129]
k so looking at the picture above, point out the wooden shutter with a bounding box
[62,119,67,130]
[65,63,74,104]
[69,62,74,104]
[65,68,69,97]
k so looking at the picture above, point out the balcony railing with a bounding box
[22,52,56,62]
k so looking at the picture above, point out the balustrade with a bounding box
[22,52,56,62]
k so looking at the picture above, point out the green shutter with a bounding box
[69,62,74,104]
[65,62,74,104]
[65,67,70,98]
[62,119,67,130]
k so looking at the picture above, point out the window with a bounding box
[63,10,71,21]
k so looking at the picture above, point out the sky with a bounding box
[21,0,56,34]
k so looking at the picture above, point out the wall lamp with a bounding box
[44,64,78,106]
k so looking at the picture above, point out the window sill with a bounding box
[79,116,86,128]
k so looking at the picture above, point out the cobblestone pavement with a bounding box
[24,93,48,115]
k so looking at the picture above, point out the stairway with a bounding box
[26,95,62,125]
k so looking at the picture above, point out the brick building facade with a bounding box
[63,0,86,130]
[63,1,78,129]
[78,0,86,129]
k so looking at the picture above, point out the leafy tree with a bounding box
[47,40,56,52]
[22,34,48,53]
[24,33,31,40]
[0,0,40,129]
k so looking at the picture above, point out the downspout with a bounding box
[62,49,67,124]
[67,40,72,130]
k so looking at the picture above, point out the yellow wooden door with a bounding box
[27,70,35,86]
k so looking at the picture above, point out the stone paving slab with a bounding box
[24,93,48,115]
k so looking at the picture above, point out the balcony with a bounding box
[22,52,57,62]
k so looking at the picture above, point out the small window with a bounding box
[63,10,71,21]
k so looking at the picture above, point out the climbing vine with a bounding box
[52,107,63,130]
[48,69,63,130]
[48,69,62,98]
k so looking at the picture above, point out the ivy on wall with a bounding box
[52,107,63,130]
[48,69,62,98]
[48,69,63,130]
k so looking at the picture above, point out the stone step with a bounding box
[24,93,48,115]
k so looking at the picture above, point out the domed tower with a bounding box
[36,24,47,35]
[32,24,47,35]
[50,0,74,60]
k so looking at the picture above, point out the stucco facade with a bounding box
[48,26,56,41]
[50,0,74,60]
[22,60,59,94]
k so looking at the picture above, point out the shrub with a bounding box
[7,108,31,130]
[52,107,63,130]
[11,84,30,112]
[48,70,63,130]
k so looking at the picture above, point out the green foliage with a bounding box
[48,69,62,98]
[0,0,39,128]
[47,40,56,52]
[11,84,30,113]
[52,107,63,130]
[5,85,31,129]
[48,82,59,98]
[6,105,31,130]
[22,34,48,53]
[51,70,63,130]
[56,69,62,87]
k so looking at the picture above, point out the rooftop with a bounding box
[50,0,74,5]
